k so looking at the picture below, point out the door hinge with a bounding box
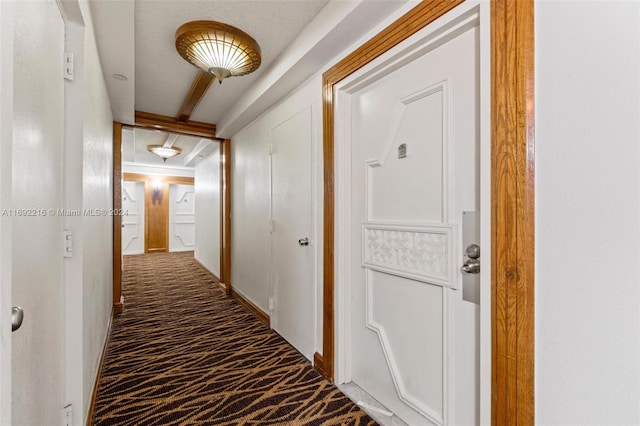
[268,142,273,155]
[64,52,74,81]
[63,230,73,258]
[269,220,274,233]
[268,298,274,311]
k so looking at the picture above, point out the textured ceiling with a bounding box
[134,0,329,123]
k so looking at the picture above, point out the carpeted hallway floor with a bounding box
[92,251,377,425]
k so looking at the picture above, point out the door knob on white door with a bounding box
[466,243,480,259]
[461,258,480,274]
[461,244,480,274]
[298,237,309,247]
[12,306,24,332]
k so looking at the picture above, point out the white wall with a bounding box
[62,13,86,426]
[79,3,114,422]
[231,119,273,313]
[60,1,114,423]
[195,148,221,277]
[536,1,640,424]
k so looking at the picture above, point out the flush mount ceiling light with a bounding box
[147,145,182,162]
[175,20,261,84]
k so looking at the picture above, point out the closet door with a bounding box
[270,107,314,360]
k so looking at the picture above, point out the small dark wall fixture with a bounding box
[152,182,163,204]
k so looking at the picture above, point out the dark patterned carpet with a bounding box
[92,251,376,425]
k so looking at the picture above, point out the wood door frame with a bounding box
[219,139,232,295]
[112,118,231,312]
[113,122,123,314]
[317,0,534,423]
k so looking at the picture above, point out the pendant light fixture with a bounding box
[147,145,182,162]
[175,20,262,84]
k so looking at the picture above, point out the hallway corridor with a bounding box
[92,252,375,425]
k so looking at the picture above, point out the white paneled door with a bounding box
[341,20,481,426]
[3,1,66,424]
[169,184,195,252]
[122,181,145,255]
[270,108,314,360]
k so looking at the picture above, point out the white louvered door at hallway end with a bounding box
[341,20,481,426]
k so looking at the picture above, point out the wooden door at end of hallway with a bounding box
[145,180,169,253]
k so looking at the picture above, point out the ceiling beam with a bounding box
[183,139,217,167]
[162,132,180,148]
[176,71,215,122]
[134,110,216,139]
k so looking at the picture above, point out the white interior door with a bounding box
[0,2,13,423]
[122,181,145,255]
[169,184,195,252]
[271,107,314,360]
[10,1,66,424]
[343,21,480,426]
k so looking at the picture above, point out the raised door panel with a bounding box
[122,181,144,255]
[367,84,446,223]
[348,25,479,426]
[169,184,195,252]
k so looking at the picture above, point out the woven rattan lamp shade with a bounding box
[175,21,261,84]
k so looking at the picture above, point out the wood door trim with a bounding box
[123,172,195,186]
[220,139,232,295]
[491,0,535,423]
[112,122,123,314]
[323,0,464,84]
[177,71,215,122]
[134,110,217,139]
[320,0,535,423]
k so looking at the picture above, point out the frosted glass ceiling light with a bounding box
[147,145,182,162]
[175,21,262,84]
